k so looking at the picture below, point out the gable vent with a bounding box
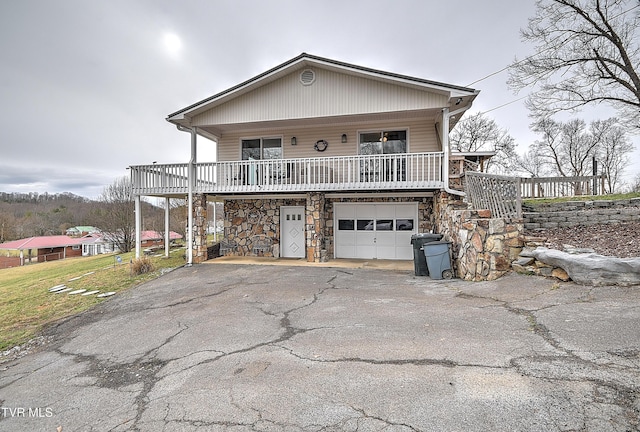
[300,69,316,86]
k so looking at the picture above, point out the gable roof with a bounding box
[167,53,479,125]
[0,235,84,250]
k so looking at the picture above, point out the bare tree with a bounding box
[509,0,640,130]
[449,112,518,174]
[146,197,188,243]
[169,198,187,240]
[630,173,640,192]
[517,147,550,177]
[0,212,17,243]
[96,176,135,253]
[527,116,633,192]
[530,118,600,177]
[591,118,635,192]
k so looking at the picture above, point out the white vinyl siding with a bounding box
[192,68,449,126]
[217,118,438,162]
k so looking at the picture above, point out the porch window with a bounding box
[242,137,282,160]
[358,130,407,155]
[358,130,407,182]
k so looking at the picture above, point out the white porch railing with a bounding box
[130,152,444,195]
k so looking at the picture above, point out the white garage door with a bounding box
[334,203,418,260]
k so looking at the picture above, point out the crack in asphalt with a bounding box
[454,291,571,354]
[51,322,190,431]
[454,290,640,428]
[275,344,511,371]
[350,406,420,431]
[148,286,235,310]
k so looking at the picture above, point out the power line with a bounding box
[465,3,640,88]
[479,95,529,115]
[466,65,513,87]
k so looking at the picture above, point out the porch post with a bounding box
[135,194,141,259]
[186,126,197,265]
[306,192,326,263]
[441,108,450,188]
[164,197,170,258]
[192,193,208,263]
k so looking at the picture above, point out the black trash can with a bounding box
[423,241,453,280]
[410,233,444,276]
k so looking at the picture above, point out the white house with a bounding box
[129,53,484,265]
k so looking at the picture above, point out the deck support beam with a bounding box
[164,197,170,258]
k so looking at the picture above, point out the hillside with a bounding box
[0,192,186,242]
[527,221,640,258]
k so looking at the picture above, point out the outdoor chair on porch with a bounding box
[251,235,272,256]
[219,239,238,256]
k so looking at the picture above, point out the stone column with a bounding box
[306,192,326,263]
[192,193,208,263]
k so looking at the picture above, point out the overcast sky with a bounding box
[1,0,637,198]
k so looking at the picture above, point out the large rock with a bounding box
[531,247,640,287]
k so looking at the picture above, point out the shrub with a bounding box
[132,256,155,275]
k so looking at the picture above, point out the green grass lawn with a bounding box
[0,249,186,352]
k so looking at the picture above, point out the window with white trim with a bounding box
[358,130,407,182]
[358,130,407,155]
[242,137,282,160]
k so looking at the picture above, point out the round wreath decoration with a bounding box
[314,139,328,152]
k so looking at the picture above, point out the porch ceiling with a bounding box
[197,108,444,138]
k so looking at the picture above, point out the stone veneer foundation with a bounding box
[223,197,306,258]
[193,191,522,280]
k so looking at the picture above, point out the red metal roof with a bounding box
[140,231,183,241]
[0,235,84,250]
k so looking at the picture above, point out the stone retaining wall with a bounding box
[523,198,640,230]
[434,192,523,281]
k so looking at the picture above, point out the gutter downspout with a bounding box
[176,124,197,266]
[441,105,472,197]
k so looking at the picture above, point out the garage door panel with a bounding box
[376,205,395,218]
[395,246,414,260]
[356,205,376,218]
[335,231,355,258]
[395,204,417,218]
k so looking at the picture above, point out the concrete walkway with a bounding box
[208,255,414,271]
[1,264,639,431]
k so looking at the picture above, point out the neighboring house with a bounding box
[0,235,84,267]
[140,230,183,248]
[129,53,483,264]
[66,226,99,237]
[80,233,118,256]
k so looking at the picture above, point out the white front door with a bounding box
[281,206,305,258]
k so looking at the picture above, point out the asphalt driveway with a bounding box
[1,263,639,431]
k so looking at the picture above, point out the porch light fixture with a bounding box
[291,136,297,146]
[341,133,347,143]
